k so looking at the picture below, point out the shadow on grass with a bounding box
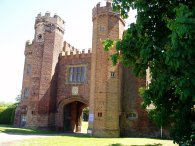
[109,144,162,146]
[0,124,13,127]
[0,125,57,135]
[108,143,126,146]
[131,144,162,146]
[0,125,92,137]
[0,125,90,136]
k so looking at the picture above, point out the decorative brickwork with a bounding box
[14,2,160,137]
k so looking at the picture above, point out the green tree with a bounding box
[0,102,14,107]
[0,103,16,124]
[104,0,195,145]
[83,107,89,121]
[15,93,22,105]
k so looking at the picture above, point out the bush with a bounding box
[0,104,16,124]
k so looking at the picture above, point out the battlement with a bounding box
[92,2,125,25]
[92,2,113,18]
[59,49,92,60]
[35,12,65,33]
[25,40,33,56]
[60,41,91,58]
[25,40,34,47]
[62,41,79,55]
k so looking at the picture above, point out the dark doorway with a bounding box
[63,101,88,133]
[63,103,72,131]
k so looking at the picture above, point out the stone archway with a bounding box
[56,97,89,132]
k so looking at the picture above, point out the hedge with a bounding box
[0,105,16,124]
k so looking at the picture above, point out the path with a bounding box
[0,133,52,146]
[0,131,87,146]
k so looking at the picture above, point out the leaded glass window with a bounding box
[67,65,86,83]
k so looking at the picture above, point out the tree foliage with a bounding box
[83,107,89,121]
[15,93,22,105]
[0,103,16,125]
[0,102,14,107]
[104,0,195,145]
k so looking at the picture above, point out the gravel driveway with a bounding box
[0,133,56,146]
[0,132,84,146]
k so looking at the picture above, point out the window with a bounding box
[20,114,27,127]
[100,26,106,32]
[21,114,27,122]
[67,65,86,83]
[110,72,115,78]
[26,64,31,75]
[38,34,42,39]
[98,112,102,117]
[126,112,138,120]
[24,88,30,98]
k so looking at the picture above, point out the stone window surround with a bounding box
[126,111,138,120]
[110,72,116,78]
[66,64,87,84]
[21,114,27,122]
[23,87,30,98]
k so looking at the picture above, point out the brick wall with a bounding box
[55,52,91,130]
[120,66,158,137]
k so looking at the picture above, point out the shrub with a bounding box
[0,104,16,124]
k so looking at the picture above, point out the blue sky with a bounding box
[0,0,136,103]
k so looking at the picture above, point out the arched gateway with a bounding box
[56,97,89,132]
[14,2,160,138]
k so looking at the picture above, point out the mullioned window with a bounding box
[66,64,87,83]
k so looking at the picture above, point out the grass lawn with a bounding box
[13,136,178,146]
[0,124,56,134]
[0,124,178,146]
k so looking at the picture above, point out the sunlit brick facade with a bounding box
[14,2,162,137]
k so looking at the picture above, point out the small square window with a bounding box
[126,112,138,120]
[100,26,106,32]
[38,34,42,39]
[111,72,115,78]
[98,112,102,117]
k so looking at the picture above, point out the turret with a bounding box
[88,2,125,137]
[16,12,65,129]
[34,12,65,43]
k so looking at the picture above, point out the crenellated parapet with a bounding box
[59,50,92,60]
[59,41,91,59]
[92,2,112,17]
[24,40,34,56]
[62,41,92,56]
[35,12,65,34]
[92,2,125,25]
[62,41,78,55]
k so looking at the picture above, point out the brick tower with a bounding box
[35,12,64,128]
[88,2,125,137]
[14,12,65,128]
